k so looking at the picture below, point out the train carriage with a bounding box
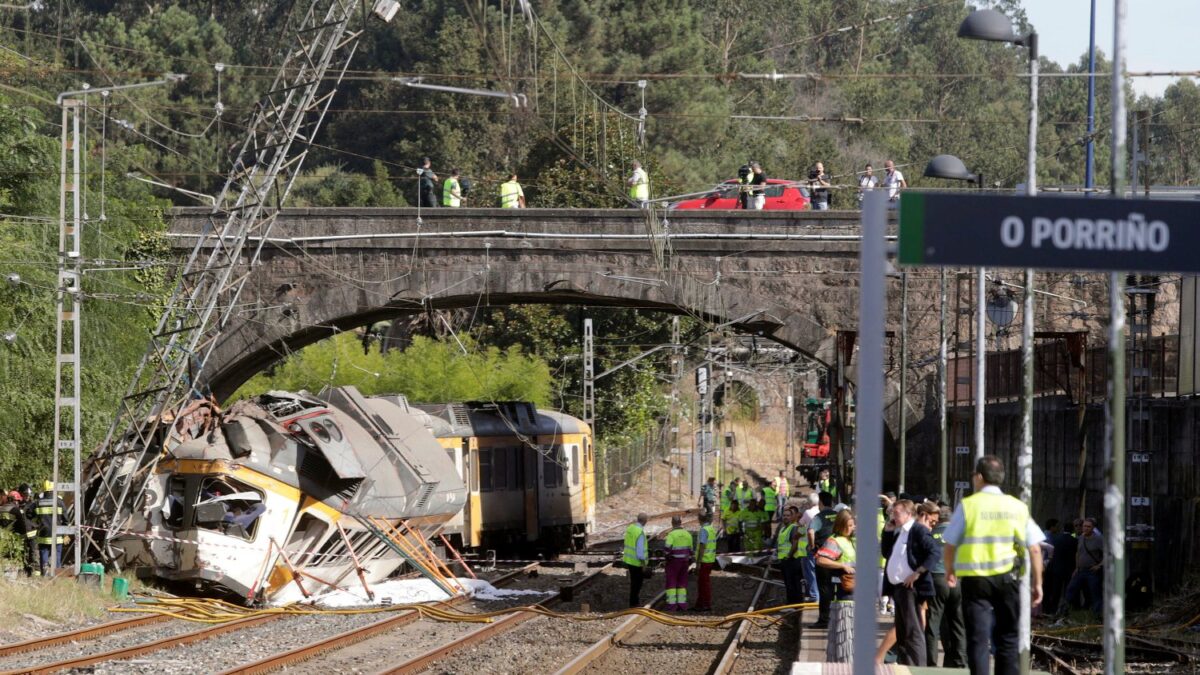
[418,402,596,551]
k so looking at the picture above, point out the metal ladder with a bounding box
[83,0,367,562]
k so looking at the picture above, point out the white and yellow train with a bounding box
[417,401,596,551]
[99,386,594,603]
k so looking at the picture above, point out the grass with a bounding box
[0,567,147,624]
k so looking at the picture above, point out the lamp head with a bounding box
[958,8,1019,44]
[924,154,978,184]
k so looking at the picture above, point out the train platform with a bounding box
[791,613,1049,674]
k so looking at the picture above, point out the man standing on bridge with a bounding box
[623,512,649,607]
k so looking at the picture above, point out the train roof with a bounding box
[415,401,590,438]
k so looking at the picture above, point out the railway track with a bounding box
[554,566,782,675]
[0,565,536,675]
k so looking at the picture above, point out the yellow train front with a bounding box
[416,401,596,551]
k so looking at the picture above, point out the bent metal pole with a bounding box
[853,189,887,673]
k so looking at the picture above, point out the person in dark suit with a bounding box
[881,499,940,666]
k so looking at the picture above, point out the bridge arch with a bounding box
[171,207,865,401]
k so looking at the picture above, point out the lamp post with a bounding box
[924,154,984,503]
[958,11,1039,673]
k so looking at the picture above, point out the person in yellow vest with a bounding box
[742,500,767,553]
[736,478,753,509]
[663,515,693,611]
[724,501,744,553]
[762,481,778,533]
[693,513,718,611]
[817,467,837,500]
[777,504,808,606]
[499,173,525,208]
[442,168,462,207]
[815,509,857,663]
[626,160,649,208]
[721,482,736,522]
[623,512,650,608]
[943,456,1045,675]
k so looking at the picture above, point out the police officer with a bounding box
[943,456,1044,675]
[417,157,438,207]
[34,480,68,576]
[623,512,649,608]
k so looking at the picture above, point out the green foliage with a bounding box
[234,333,552,407]
[290,162,408,207]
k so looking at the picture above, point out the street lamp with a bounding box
[923,154,984,502]
[960,11,1040,673]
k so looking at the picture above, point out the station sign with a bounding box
[899,193,1200,273]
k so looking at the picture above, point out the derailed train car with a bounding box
[102,385,466,603]
[416,401,596,551]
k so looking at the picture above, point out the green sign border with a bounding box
[897,193,925,265]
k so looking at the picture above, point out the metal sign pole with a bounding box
[1105,0,1128,671]
[852,190,887,673]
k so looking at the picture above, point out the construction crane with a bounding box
[79,0,400,566]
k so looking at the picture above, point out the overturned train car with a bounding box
[101,386,466,603]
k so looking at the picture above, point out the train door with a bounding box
[467,438,482,547]
[524,439,539,542]
[537,441,571,530]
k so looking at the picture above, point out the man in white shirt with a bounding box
[857,163,877,206]
[883,159,907,202]
[883,499,940,666]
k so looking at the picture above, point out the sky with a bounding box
[1022,0,1200,98]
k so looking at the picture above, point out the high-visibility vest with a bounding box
[818,478,837,498]
[777,523,795,559]
[720,487,731,511]
[665,527,693,559]
[696,524,718,563]
[763,486,778,512]
[725,510,743,536]
[736,486,752,507]
[500,180,523,208]
[629,167,649,201]
[623,523,646,567]
[832,535,856,565]
[442,177,461,207]
[832,534,856,593]
[878,508,887,566]
[954,491,1029,578]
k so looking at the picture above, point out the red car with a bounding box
[671,178,810,210]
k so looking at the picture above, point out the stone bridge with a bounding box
[168,207,884,398]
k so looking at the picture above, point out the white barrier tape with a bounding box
[80,524,363,562]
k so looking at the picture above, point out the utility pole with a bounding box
[939,269,948,498]
[51,98,83,576]
[899,270,908,493]
[668,316,686,499]
[1105,1,1128,672]
[582,318,596,490]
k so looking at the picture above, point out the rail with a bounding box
[218,562,538,675]
[551,590,668,675]
[0,614,170,658]
[711,567,772,674]
[379,562,615,674]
